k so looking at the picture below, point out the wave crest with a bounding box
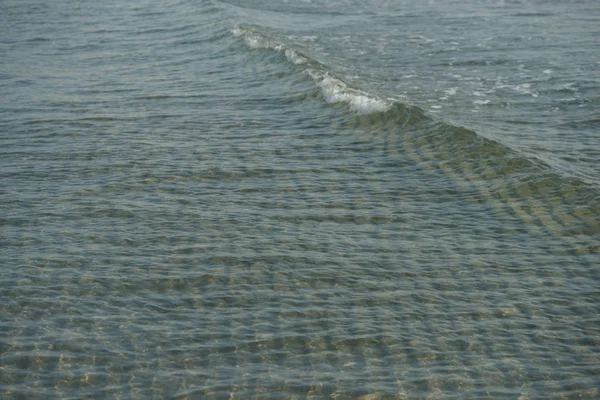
[233,24,391,114]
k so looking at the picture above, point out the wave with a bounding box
[231,23,600,218]
[233,24,391,115]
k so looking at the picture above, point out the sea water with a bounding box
[1,0,599,398]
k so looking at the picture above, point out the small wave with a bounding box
[232,24,390,114]
[231,25,600,196]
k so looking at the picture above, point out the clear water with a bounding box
[1,0,599,398]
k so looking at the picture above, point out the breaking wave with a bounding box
[233,24,391,114]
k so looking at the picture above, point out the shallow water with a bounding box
[1,0,599,398]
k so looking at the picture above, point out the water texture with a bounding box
[1,0,599,398]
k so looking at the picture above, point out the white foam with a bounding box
[284,49,307,65]
[233,25,278,50]
[514,83,538,97]
[232,25,244,37]
[244,35,264,49]
[316,75,390,114]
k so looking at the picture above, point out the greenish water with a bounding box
[1,0,599,398]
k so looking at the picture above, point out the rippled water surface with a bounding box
[1,0,599,398]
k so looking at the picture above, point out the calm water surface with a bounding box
[1,0,599,398]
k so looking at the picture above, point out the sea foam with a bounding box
[315,75,390,114]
